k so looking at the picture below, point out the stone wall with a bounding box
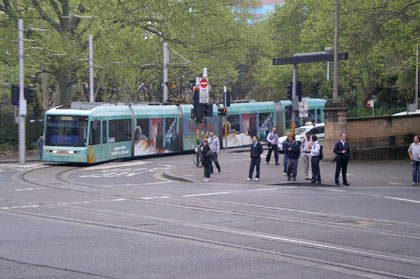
[346,114,420,160]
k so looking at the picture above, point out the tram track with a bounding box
[15,166,420,241]
[4,166,420,278]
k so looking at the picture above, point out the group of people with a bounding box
[247,127,350,185]
[199,128,420,187]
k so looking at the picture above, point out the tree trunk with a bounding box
[56,75,73,106]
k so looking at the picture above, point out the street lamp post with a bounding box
[333,0,339,99]
[89,34,94,103]
[18,19,26,164]
[416,44,419,109]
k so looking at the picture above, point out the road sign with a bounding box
[299,100,308,117]
[366,100,374,108]
[199,77,209,103]
[273,53,348,65]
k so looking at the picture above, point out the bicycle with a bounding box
[192,143,203,168]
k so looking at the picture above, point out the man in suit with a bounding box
[282,132,292,176]
[333,132,350,186]
[266,127,279,165]
[247,136,264,181]
[286,135,301,181]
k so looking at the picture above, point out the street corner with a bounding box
[64,160,174,186]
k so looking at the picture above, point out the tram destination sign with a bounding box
[273,53,348,65]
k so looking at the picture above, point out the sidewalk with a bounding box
[163,148,413,187]
[0,151,41,164]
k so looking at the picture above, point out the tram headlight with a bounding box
[68,151,74,154]
[52,150,58,154]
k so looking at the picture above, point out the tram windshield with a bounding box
[45,115,88,147]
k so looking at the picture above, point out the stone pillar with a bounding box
[323,99,347,160]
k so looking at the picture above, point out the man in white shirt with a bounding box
[408,136,420,186]
[310,135,321,184]
[301,132,312,180]
[266,127,279,165]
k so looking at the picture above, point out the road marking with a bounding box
[82,161,151,171]
[382,196,420,204]
[318,188,345,192]
[13,187,44,192]
[183,188,278,198]
[389,182,404,185]
[1,205,39,210]
[141,196,171,200]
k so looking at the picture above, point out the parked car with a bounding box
[278,123,325,152]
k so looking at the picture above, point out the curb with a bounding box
[0,159,41,164]
[163,170,195,183]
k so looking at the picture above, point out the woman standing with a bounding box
[201,139,212,182]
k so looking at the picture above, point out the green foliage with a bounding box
[0,121,43,151]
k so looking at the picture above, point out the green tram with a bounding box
[42,99,326,164]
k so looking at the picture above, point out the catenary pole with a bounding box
[18,19,26,164]
[416,44,419,109]
[162,42,168,103]
[89,34,94,103]
[333,0,339,99]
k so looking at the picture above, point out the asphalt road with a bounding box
[1,154,420,279]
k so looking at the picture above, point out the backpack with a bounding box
[318,145,323,160]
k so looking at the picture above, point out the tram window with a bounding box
[102,121,107,144]
[227,115,240,134]
[316,109,322,123]
[259,113,273,139]
[285,105,292,129]
[89,120,101,145]
[45,115,88,147]
[109,119,131,142]
[137,118,149,140]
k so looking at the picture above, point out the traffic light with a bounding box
[11,85,19,105]
[224,91,231,107]
[218,107,227,117]
[297,82,302,102]
[24,86,34,103]
[286,82,292,101]
[191,87,204,122]
[204,103,213,118]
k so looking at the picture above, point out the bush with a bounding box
[0,121,43,151]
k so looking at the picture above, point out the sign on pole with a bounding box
[199,77,209,103]
[299,100,308,118]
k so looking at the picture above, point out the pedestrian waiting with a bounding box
[286,135,301,181]
[310,135,322,184]
[37,133,44,160]
[334,132,350,186]
[266,127,279,165]
[200,139,212,182]
[282,132,292,176]
[247,136,263,181]
[408,135,420,186]
[301,132,312,180]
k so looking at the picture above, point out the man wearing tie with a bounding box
[266,127,279,165]
[333,132,350,186]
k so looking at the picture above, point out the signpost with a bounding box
[367,99,374,116]
[199,77,209,103]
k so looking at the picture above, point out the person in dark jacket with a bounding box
[247,136,264,181]
[282,132,292,176]
[333,132,350,186]
[201,139,212,182]
[286,135,301,181]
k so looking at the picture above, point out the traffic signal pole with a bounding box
[18,19,26,164]
[291,64,297,136]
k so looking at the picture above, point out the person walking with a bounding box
[266,127,279,165]
[286,135,301,181]
[334,132,350,186]
[301,132,312,180]
[37,133,44,160]
[201,139,212,182]
[408,135,420,186]
[310,135,321,184]
[208,130,221,174]
[282,132,292,176]
[247,136,263,181]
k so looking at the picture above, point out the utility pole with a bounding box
[416,44,419,109]
[291,64,297,135]
[18,19,26,164]
[89,34,94,103]
[333,0,339,99]
[162,42,169,103]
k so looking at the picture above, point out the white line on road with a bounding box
[141,196,171,200]
[382,196,420,204]
[318,188,346,192]
[183,188,278,198]
[82,161,150,171]
[13,187,45,192]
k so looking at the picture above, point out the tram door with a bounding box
[88,119,107,163]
